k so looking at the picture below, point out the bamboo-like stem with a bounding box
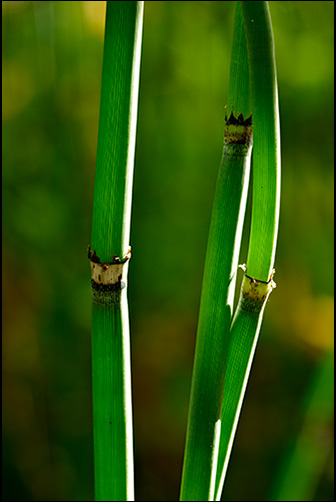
[227,1,250,119]
[91,292,133,501]
[214,272,276,500]
[179,7,252,495]
[215,2,281,499]
[89,3,143,501]
[180,117,252,502]
[243,0,281,282]
[91,2,143,261]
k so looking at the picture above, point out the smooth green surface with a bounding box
[90,2,143,500]
[180,143,251,501]
[227,1,250,119]
[215,301,264,500]
[214,280,272,500]
[91,295,133,501]
[91,1,143,261]
[242,1,281,282]
[179,6,252,496]
[215,2,281,498]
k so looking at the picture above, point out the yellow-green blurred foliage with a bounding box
[2,2,334,501]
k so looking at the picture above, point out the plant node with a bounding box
[224,106,253,147]
[88,247,131,304]
[238,264,276,315]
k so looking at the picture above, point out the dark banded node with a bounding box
[224,109,253,148]
[88,246,131,305]
[239,264,276,315]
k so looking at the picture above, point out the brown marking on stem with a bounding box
[224,108,253,146]
[238,265,276,315]
[224,106,252,127]
[89,248,100,263]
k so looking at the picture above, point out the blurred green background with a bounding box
[2,1,334,501]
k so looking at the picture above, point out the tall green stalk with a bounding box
[215,2,280,499]
[243,1,280,282]
[89,3,143,501]
[179,4,252,499]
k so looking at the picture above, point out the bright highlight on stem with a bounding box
[242,1,281,282]
[180,111,253,501]
[214,2,281,499]
[91,2,143,261]
[89,2,143,501]
[180,1,280,500]
[179,3,255,500]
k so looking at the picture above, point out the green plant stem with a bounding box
[91,293,133,501]
[214,274,276,500]
[215,2,280,499]
[242,0,281,282]
[180,122,252,502]
[227,1,250,118]
[91,1,143,261]
[89,2,143,501]
[179,4,252,500]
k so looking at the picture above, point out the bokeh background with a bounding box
[2,1,334,501]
